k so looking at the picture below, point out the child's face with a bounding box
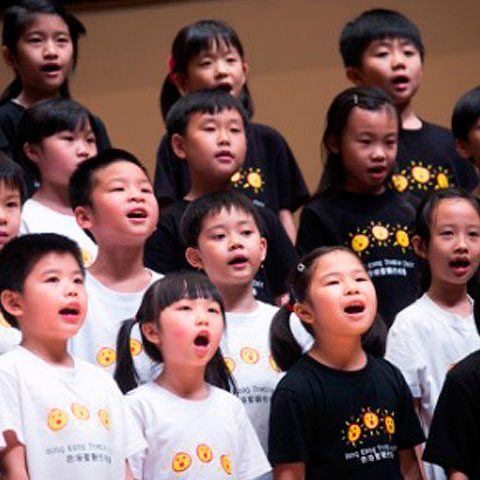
[7,252,86,344]
[417,198,480,289]
[7,13,74,95]
[348,37,423,107]
[0,181,22,250]
[27,124,97,189]
[186,207,266,290]
[77,160,159,246]
[456,117,480,168]
[144,297,224,368]
[172,109,246,184]
[180,41,248,98]
[297,250,376,340]
[338,106,398,195]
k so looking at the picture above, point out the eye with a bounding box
[211,233,226,240]
[356,276,369,283]
[141,187,153,194]
[74,276,84,285]
[56,35,71,44]
[241,229,253,236]
[208,306,221,315]
[6,200,19,209]
[374,49,389,58]
[46,276,59,283]
[469,231,480,238]
[27,35,42,44]
[440,230,453,237]
[86,135,96,144]
[325,280,339,286]
[60,134,75,142]
[230,126,243,134]
[109,186,124,192]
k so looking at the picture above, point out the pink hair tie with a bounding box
[167,54,176,84]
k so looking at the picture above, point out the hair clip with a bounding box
[297,262,306,273]
[167,54,176,84]
[286,301,295,313]
[353,93,359,106]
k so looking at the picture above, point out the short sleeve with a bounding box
[385,316,424,398]
[124,393,148,479]
[268,385,312,465]
[0,369,23,449]
[423,374,478,477]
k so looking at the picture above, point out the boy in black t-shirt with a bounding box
[144,90,298,304]
[340,9,477,200]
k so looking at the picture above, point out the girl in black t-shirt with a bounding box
[154,20,309,242]
[297,86,418,326]
[268,246,424,479]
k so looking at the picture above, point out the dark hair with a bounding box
[316,86,398,195]
[270,246,386,371]
[339,8,424,69]
[160,19,253,121]
[452,86,480,141]
[181,190,263,247]
[114,270,236,394]
[0,233,84,327]
[414,187,480,293]
[166,88,248,138]
[1,0,86,103]
[16,97,95,181]
[69,147,149,210]
[0,151,27,204]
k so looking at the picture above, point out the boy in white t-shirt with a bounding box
[18,98,99,266]
[183,190,282,460]
[0,233,143,479]
[68,148,161,378]
[0,153,26,354]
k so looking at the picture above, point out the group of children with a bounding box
[1,0,480,479]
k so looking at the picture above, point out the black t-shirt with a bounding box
[269,354,425,479]
[144,199,298,303]
[391,121,478,200]
[296,189,418,327]
[0,100,110,193]
[423,350,480,478]
[153,122,309,212]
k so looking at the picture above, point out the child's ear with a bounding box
[185,247,204,270]
[172,72,189,96]
[74,206,94,230]
[2,46,15,68]
[324,133,340,154]
[23,142,42,164]
[1,290,23,319]
[141,322,160,345]
[259,237,267,263]
[346,66,364,86]
[412,235,427,259]
[171,133,187,160]
[293,301,314,325]
[455,138,473,160]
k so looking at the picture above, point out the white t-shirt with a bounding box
[0,346,144,480]
[126,382,271,480]
[0,313,21,355]
[385,293,480,480]
[221,301,283,454]
[20,199,98,267]
[69,270,162,381]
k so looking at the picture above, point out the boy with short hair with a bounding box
[69,148,161,377]
[452,86,480,190]
[0,233,142,479]
[0,152,26,354]
[340,8,477,200]
[144,89,298,304]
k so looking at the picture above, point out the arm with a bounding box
[279,209,297,244]
[125,460,135,480]
[448,470,468,480]
[273,462,305,480]
[399,447,424,480]
[0,431,28,480]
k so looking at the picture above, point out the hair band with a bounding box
[353,94,359,106]
[297,262,306,273]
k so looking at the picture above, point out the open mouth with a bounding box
[391,75,409,88]
[368,166,386,174]
[194,332,209,347]
[127,209,147,219]
[217,83,233,93]
[228,255,248,266]
[344,303,365,315]
[450,258,470,274]
[41,63,61,73]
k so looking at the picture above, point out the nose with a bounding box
[76,140,89,158]
[43,39,58,58]
[195,309,210,326]
[65,280,80,297]
[228,232,243,250]
[371,143,386,161]
[127,186,145,202]
[391,50,405,69]
[214,59,228,77]
[454,233,468,252]
[344,277,360,295]
[217,127,231,145]
[0,207,7,224]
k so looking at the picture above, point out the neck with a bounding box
[343,183,386,196]
[16,87,60,109]
[33,185,72,214]
[427,281,470,315]
[397,101,422,130]
[89,244,149,291]
[219,282,257,312]
[185,175,230,201]
[21,337,73,367]
[308,335,366,371]
[156,363,209,400]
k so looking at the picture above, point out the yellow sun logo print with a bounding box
[269,354,281,373]
[130,339,142,356]
[0,313,12,328]
[436,172,449,189]
[244,168,264,193]
[172,452,192,472]
[347,423,362,444]
[351,234,369,253]
[47,409,68,431]
[97,347,116,367]
[230,171,242,184]
[363,411,380,430]
[240,347,260,364]
[220,454,232,475]
[384,415,395,435]
[196,444,213,463]
[71,403,90,421]
[224,356,235,373]
[98,409,110,429]
[391,174,408,192]
[395,229,409,248]
[412,165,430,184]
[371,225,389,241]
[81,249,93,267]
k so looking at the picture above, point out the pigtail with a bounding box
[114,318,139,394]
[205,348,237,394]
[270,305,303,372]
[361,314,387,357]
[160,75,182,122]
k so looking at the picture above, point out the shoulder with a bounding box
[447,350,480,385]
[391,295,431,329]
[75,357,122,392]
[0,346,24,374]
[159,200,188,222]
[250,122,286,141]
[256,300,280,317]
[0,100,23,121]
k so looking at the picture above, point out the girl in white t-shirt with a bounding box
[115,271,270,480]
[386,188,480,480]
